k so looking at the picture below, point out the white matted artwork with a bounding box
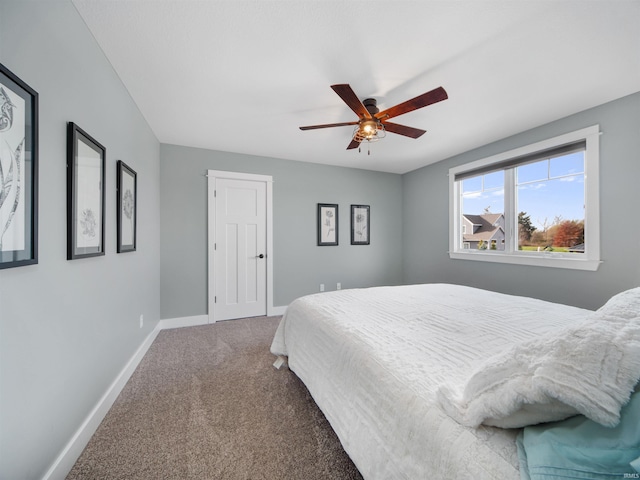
[351,204,370,245]
[0,62,38,270]
[0,84,25,251]
[67,122,105,260]
[117,160,136,253]
[317,203,338,246]
[76,138,102,249]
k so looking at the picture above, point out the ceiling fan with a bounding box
[299,84,448,152]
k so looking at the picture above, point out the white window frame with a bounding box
[449,125,601,271]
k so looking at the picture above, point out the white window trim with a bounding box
[448,125,601,271]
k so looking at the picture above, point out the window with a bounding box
[449,125,600,271]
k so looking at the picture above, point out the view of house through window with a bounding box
[450,125,599,270]
[460,150,585,254]
[461,171,504,251]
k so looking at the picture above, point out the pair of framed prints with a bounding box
[0,62,137,270]
[317,203,370,246]
[67,123,137,259]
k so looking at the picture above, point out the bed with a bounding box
[270,283,640,480]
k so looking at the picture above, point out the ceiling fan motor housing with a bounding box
[363,98,379,115]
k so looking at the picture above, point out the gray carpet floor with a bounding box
[67,316,363,480]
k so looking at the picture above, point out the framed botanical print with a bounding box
[117,160,136,253]
[0,63,38,269]
[351,204,370,245]
[67,122,105,260]
[317,203,338,246]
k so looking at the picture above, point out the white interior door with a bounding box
[213,177,267,321]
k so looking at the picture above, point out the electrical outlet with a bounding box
[139,314,144,328]
[320,284,325,292]
[337,283,341,290]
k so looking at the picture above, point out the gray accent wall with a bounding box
[403,92,640,310]
[160,144,403,318]
[0,2,161,479]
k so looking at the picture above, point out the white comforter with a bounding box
[271,283,591,480]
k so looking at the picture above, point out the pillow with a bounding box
[597,286,640,319]
[437,288,640,428]
[517,388,640,480]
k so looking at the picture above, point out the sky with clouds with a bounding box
[462,152,585,230]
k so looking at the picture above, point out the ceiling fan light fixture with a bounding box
[353,120,385,143]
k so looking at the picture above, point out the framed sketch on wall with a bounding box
[317,203,338,246]
[117,160,137,253]
[67,122,105,260]
[0,63,39,270]
[351,204,370,245]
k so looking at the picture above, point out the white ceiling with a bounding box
[71,0,640,174]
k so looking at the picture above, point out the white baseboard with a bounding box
[160,309,286,329]
[269,305,287,316]
[42,324,161,480]
[159,314,209,330]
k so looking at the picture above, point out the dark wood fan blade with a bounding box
[382,121,426,139]
[347,138,361,150]
[331,84,372,119]
[376,86,448,121]
[299,121,359,131]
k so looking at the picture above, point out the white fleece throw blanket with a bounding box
[437,287,640,429]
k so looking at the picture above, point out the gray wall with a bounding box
[403,92,640,310]
[0,2,161,479]
[160,144,403,318]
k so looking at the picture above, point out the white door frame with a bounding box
[207,169,274,323]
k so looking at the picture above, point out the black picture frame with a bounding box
[67,122,106,260]
[351,204,370,245]
[117,160,137,253]
[317,203,338,246]
[0,63,38,269]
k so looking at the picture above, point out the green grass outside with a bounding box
[519,246,570,252]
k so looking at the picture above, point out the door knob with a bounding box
[257,254,265,259]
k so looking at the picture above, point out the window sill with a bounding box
[449,250,601,271]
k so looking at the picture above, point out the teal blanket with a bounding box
[517,390,640,479]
